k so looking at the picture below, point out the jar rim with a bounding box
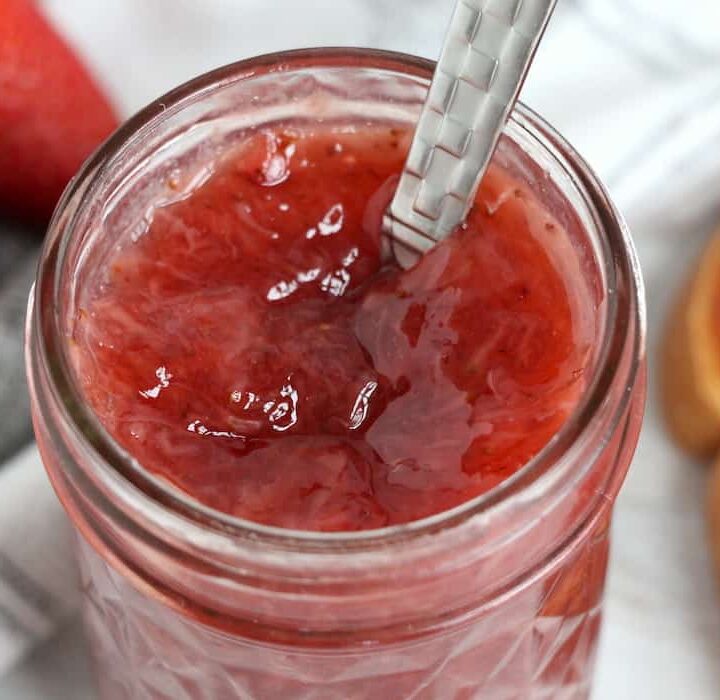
[32,47,646,553]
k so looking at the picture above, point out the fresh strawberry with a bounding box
[0,0,118,224]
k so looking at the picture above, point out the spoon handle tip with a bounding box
[387,0,557,255]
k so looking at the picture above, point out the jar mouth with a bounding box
[33,47,646,550]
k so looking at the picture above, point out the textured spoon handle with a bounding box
[387,0,557,256]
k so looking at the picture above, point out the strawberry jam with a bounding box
[71,125,593,532]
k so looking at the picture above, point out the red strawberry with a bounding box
[0,0,118,224]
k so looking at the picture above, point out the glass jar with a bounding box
[26,49,646,699]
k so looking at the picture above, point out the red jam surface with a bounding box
[72,125,594,531]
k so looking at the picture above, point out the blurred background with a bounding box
[2,0,720,698]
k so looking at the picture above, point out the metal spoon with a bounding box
[385,0,557,264]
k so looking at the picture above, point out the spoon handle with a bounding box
[386,0,557,258]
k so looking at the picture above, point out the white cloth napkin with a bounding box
[0,446,77,675]
[2,1,720,697]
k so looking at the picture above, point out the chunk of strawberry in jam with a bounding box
[72,125,593,531]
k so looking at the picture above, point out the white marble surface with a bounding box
[4,1,720,697]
